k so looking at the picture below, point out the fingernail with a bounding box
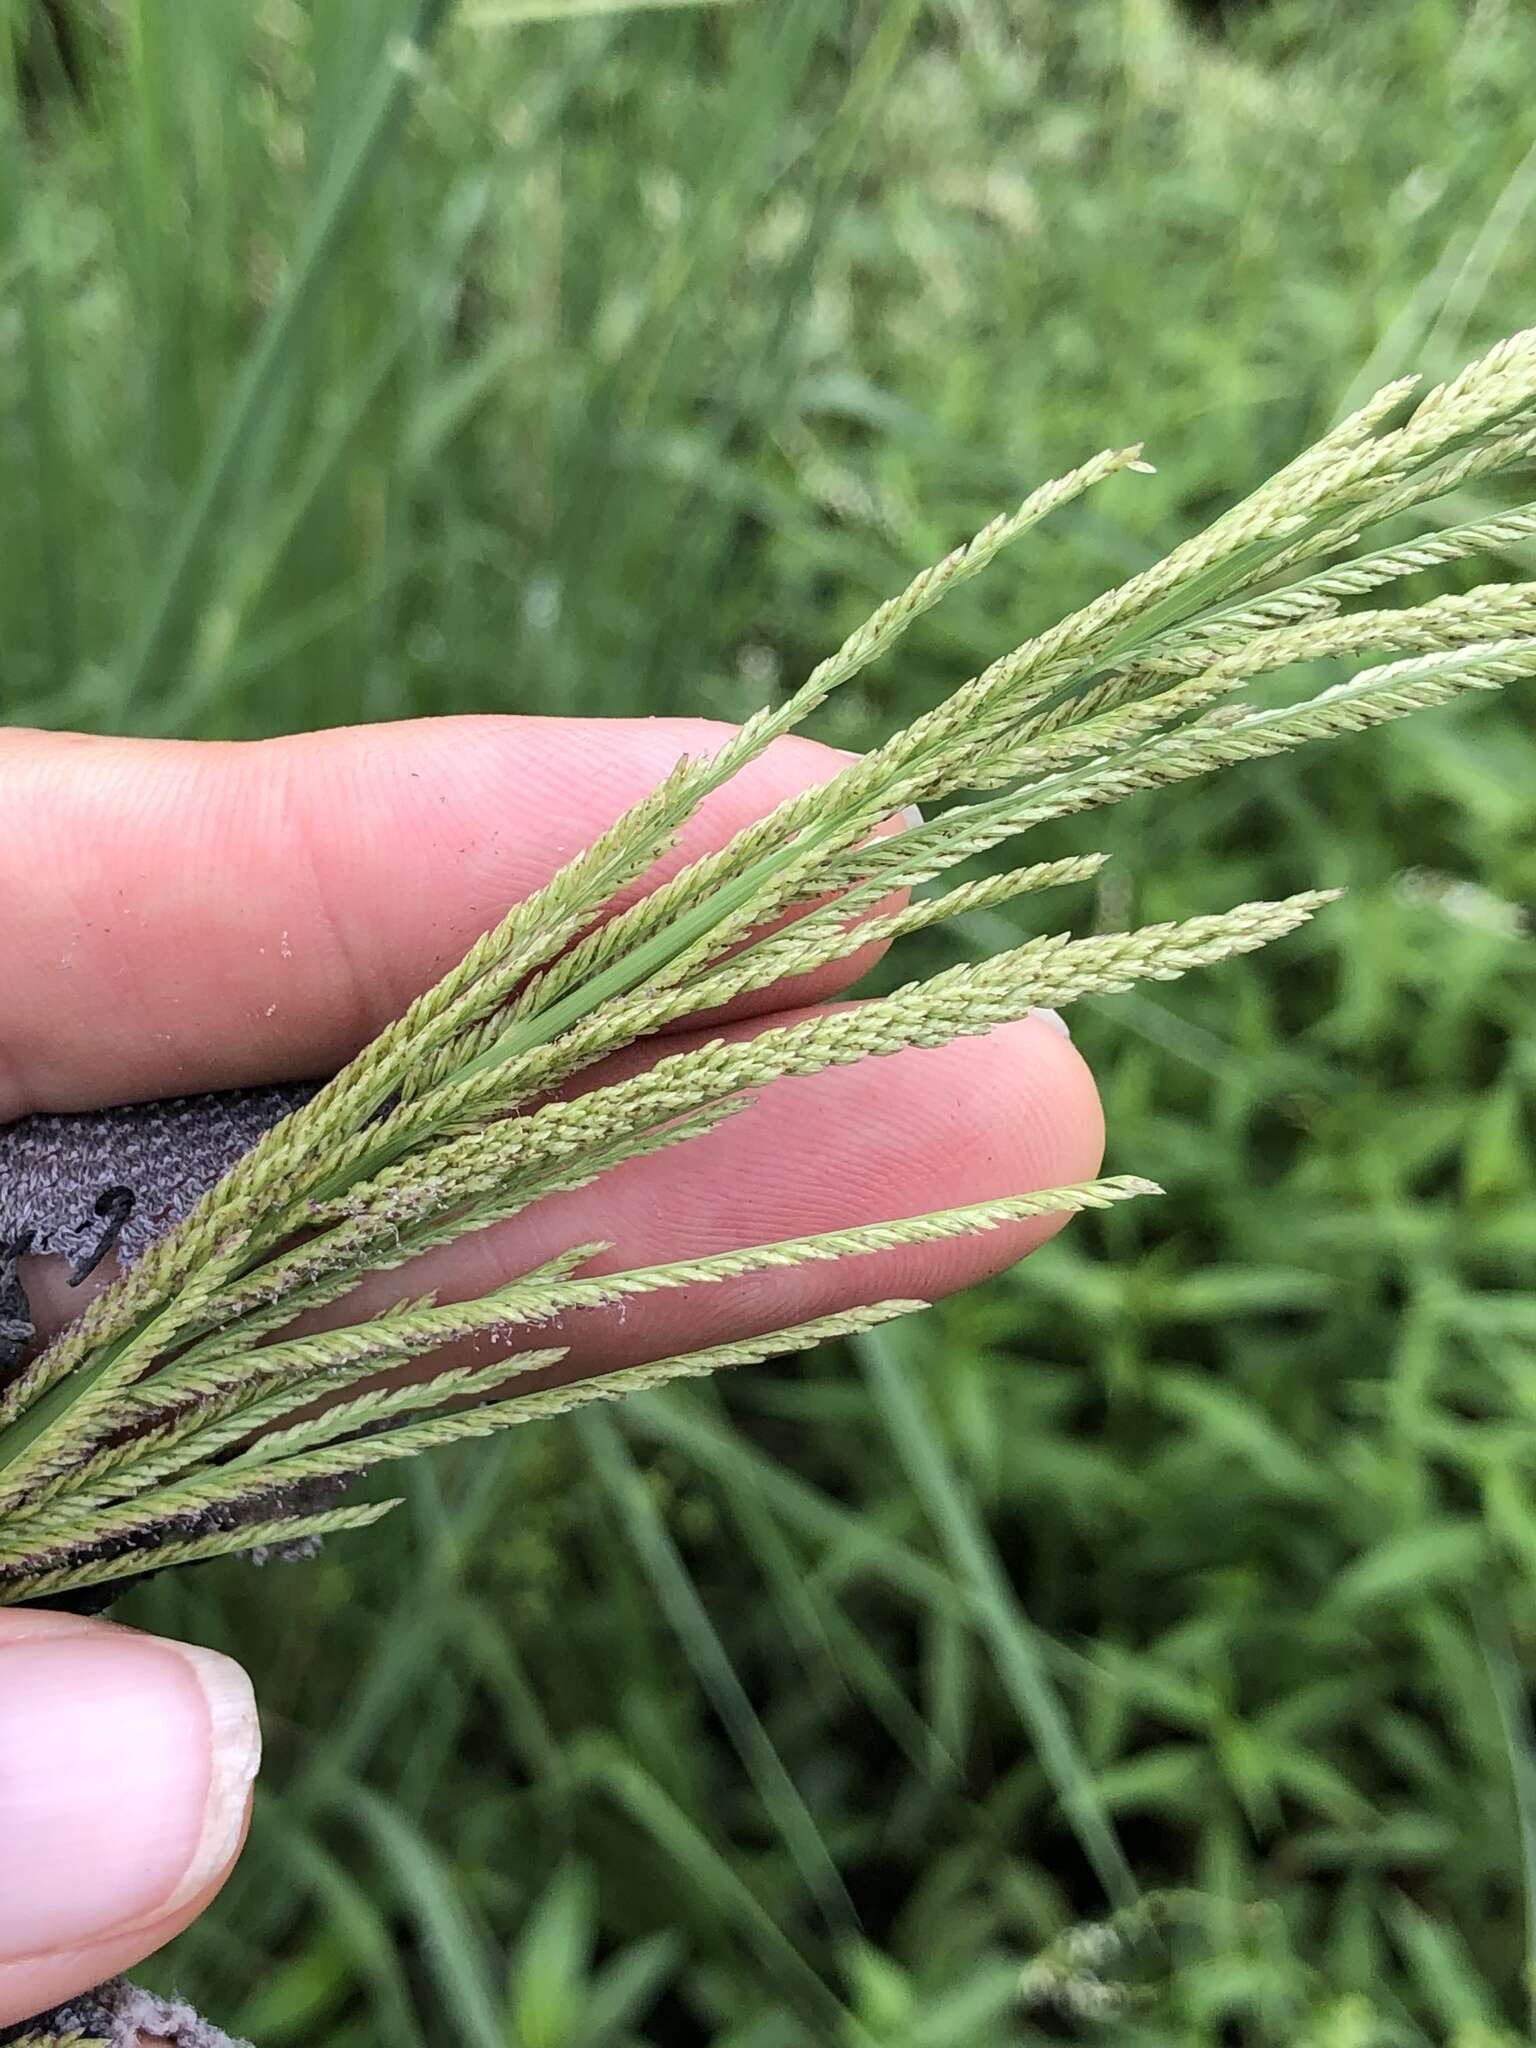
[899,803,925,830]
[1029,1006,1072,1039]
[0,1627,259,1958]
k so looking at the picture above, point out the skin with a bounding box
[0,718,1103,2031]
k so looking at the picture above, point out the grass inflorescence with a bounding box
[5,329,1536,1605]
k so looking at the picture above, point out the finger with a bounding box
[295,1006,1104,1379]
[23,1011,1102,1371]
[1,718,900,1120]
[0,1610,259,2029]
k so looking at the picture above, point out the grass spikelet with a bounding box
[6,333,1536,1602]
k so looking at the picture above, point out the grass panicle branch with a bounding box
[6,331,1536,1602]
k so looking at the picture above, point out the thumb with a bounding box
[0,1610,259,2030]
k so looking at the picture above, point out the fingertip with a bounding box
[0,1614,258,2023]
[398,998,1111,1377]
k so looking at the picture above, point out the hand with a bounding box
[0,716,1102,2030]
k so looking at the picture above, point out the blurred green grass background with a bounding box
[10,0,1536,2039]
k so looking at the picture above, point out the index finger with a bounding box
[1,717,890,1118]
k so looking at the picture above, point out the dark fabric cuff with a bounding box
[1,1087,319,1274]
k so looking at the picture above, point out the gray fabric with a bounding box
[1,1088,318,1271]
[3,1976,250,2046]
[1,1230,34,1369]
[0,1087,354,1586]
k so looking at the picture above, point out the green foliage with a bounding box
[9,0,1536,2042]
